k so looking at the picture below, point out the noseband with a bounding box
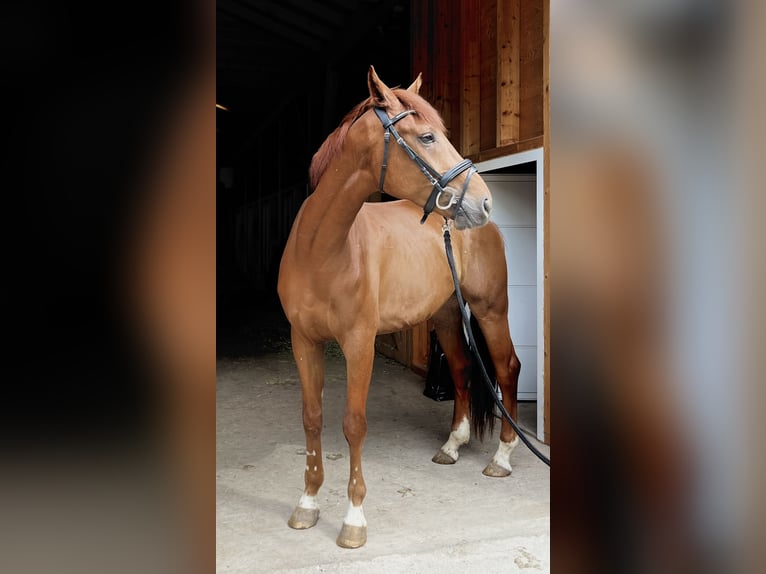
[373,107,477,224]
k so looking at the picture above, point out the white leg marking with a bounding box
[440,416,470,460]
[298,494,318,510]
[491,437,520,472]
[343,502,367,527]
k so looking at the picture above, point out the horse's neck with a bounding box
[296,165,375,261]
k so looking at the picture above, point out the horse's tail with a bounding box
[468,314,497,441]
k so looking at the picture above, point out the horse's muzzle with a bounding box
[453,194,492,230]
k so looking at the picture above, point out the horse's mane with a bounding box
[308,89,445,191]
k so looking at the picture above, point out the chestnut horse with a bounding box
[278,67,520,548]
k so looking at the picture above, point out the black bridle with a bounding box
[373,107,477,224]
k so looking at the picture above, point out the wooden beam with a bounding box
[460,0,481,156]
[497,0,520,146]
[465,135,543,164]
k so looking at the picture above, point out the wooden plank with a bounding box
[497,0,520,145]
[448,0,462,148]
[433,0,450,133]
[519,0,545,141]
[465,135,544,164]
[542,0,550,445]
[375,331,412,368]
[479,0,497,151]
[410,321,431,377]
[460,0,481,156]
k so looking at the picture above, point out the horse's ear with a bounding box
[368,65,398,109]
[407,73,422,94]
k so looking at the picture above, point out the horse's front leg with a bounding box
[336,330,376,549]
[287,331,326,530]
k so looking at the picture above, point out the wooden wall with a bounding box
[378,0,549,443]
[411,0,545,162]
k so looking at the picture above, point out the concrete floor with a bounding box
[216,345,550,573]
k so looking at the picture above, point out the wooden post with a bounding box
[497,0,520,146]
[542,0,550,445]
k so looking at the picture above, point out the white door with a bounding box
[481,174,537,400]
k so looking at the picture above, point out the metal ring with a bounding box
[435,189,457,210]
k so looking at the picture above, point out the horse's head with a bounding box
[354,66,493,230]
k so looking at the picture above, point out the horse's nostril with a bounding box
[483,197,492,215]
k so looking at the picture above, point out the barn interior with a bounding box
[216,1,550,570]
[216,0,544,401]
[217,0,413,354]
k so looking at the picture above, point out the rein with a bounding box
[442,220,551,467]
[373,107,476,224]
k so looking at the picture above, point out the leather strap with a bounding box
[373,106,476,224]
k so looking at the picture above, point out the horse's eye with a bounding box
[418,133,435,144]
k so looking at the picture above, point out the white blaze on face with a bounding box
[491,436,519,472]
[440,416,470,460]
[343,502,367,527]
[298,494,318,510]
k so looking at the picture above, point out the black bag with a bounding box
[423,330,455,401]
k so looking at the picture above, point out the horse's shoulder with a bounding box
[356,200,422,229]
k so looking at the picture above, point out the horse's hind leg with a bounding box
[287,331,326,530]
[472,309,521,477]
[430,299,472,465]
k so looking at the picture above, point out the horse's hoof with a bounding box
[336,523,367,548]
[287,507,320,529]
[482,461,512,477]
[432,450,457,465]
